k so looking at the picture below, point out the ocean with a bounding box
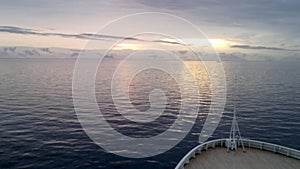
[0,59,299,169]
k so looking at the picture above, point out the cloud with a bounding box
[136,0,300,47]
[137,0,300,23]
[0,26,38,34]
[0,25,183,46]
[0,26,130,40]
[230,45,299,51]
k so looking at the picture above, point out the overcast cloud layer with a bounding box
[0,0,299,58]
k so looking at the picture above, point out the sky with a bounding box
[0,0,300,58]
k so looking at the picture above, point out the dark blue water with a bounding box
[0,59,299,169]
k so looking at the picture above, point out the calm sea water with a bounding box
[0,59,299,169]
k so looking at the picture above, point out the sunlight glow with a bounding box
[160,38,231,49]
[112,39,231,51]
[113,43,141,50]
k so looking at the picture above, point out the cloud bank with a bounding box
[0,26,182,45]
[230,45,299,51]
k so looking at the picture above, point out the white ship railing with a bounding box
[175,139,300,169]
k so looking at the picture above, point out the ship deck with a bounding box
[185,147,300,169]
[175,139,300,169]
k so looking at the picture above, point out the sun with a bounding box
[208,39,230,49]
